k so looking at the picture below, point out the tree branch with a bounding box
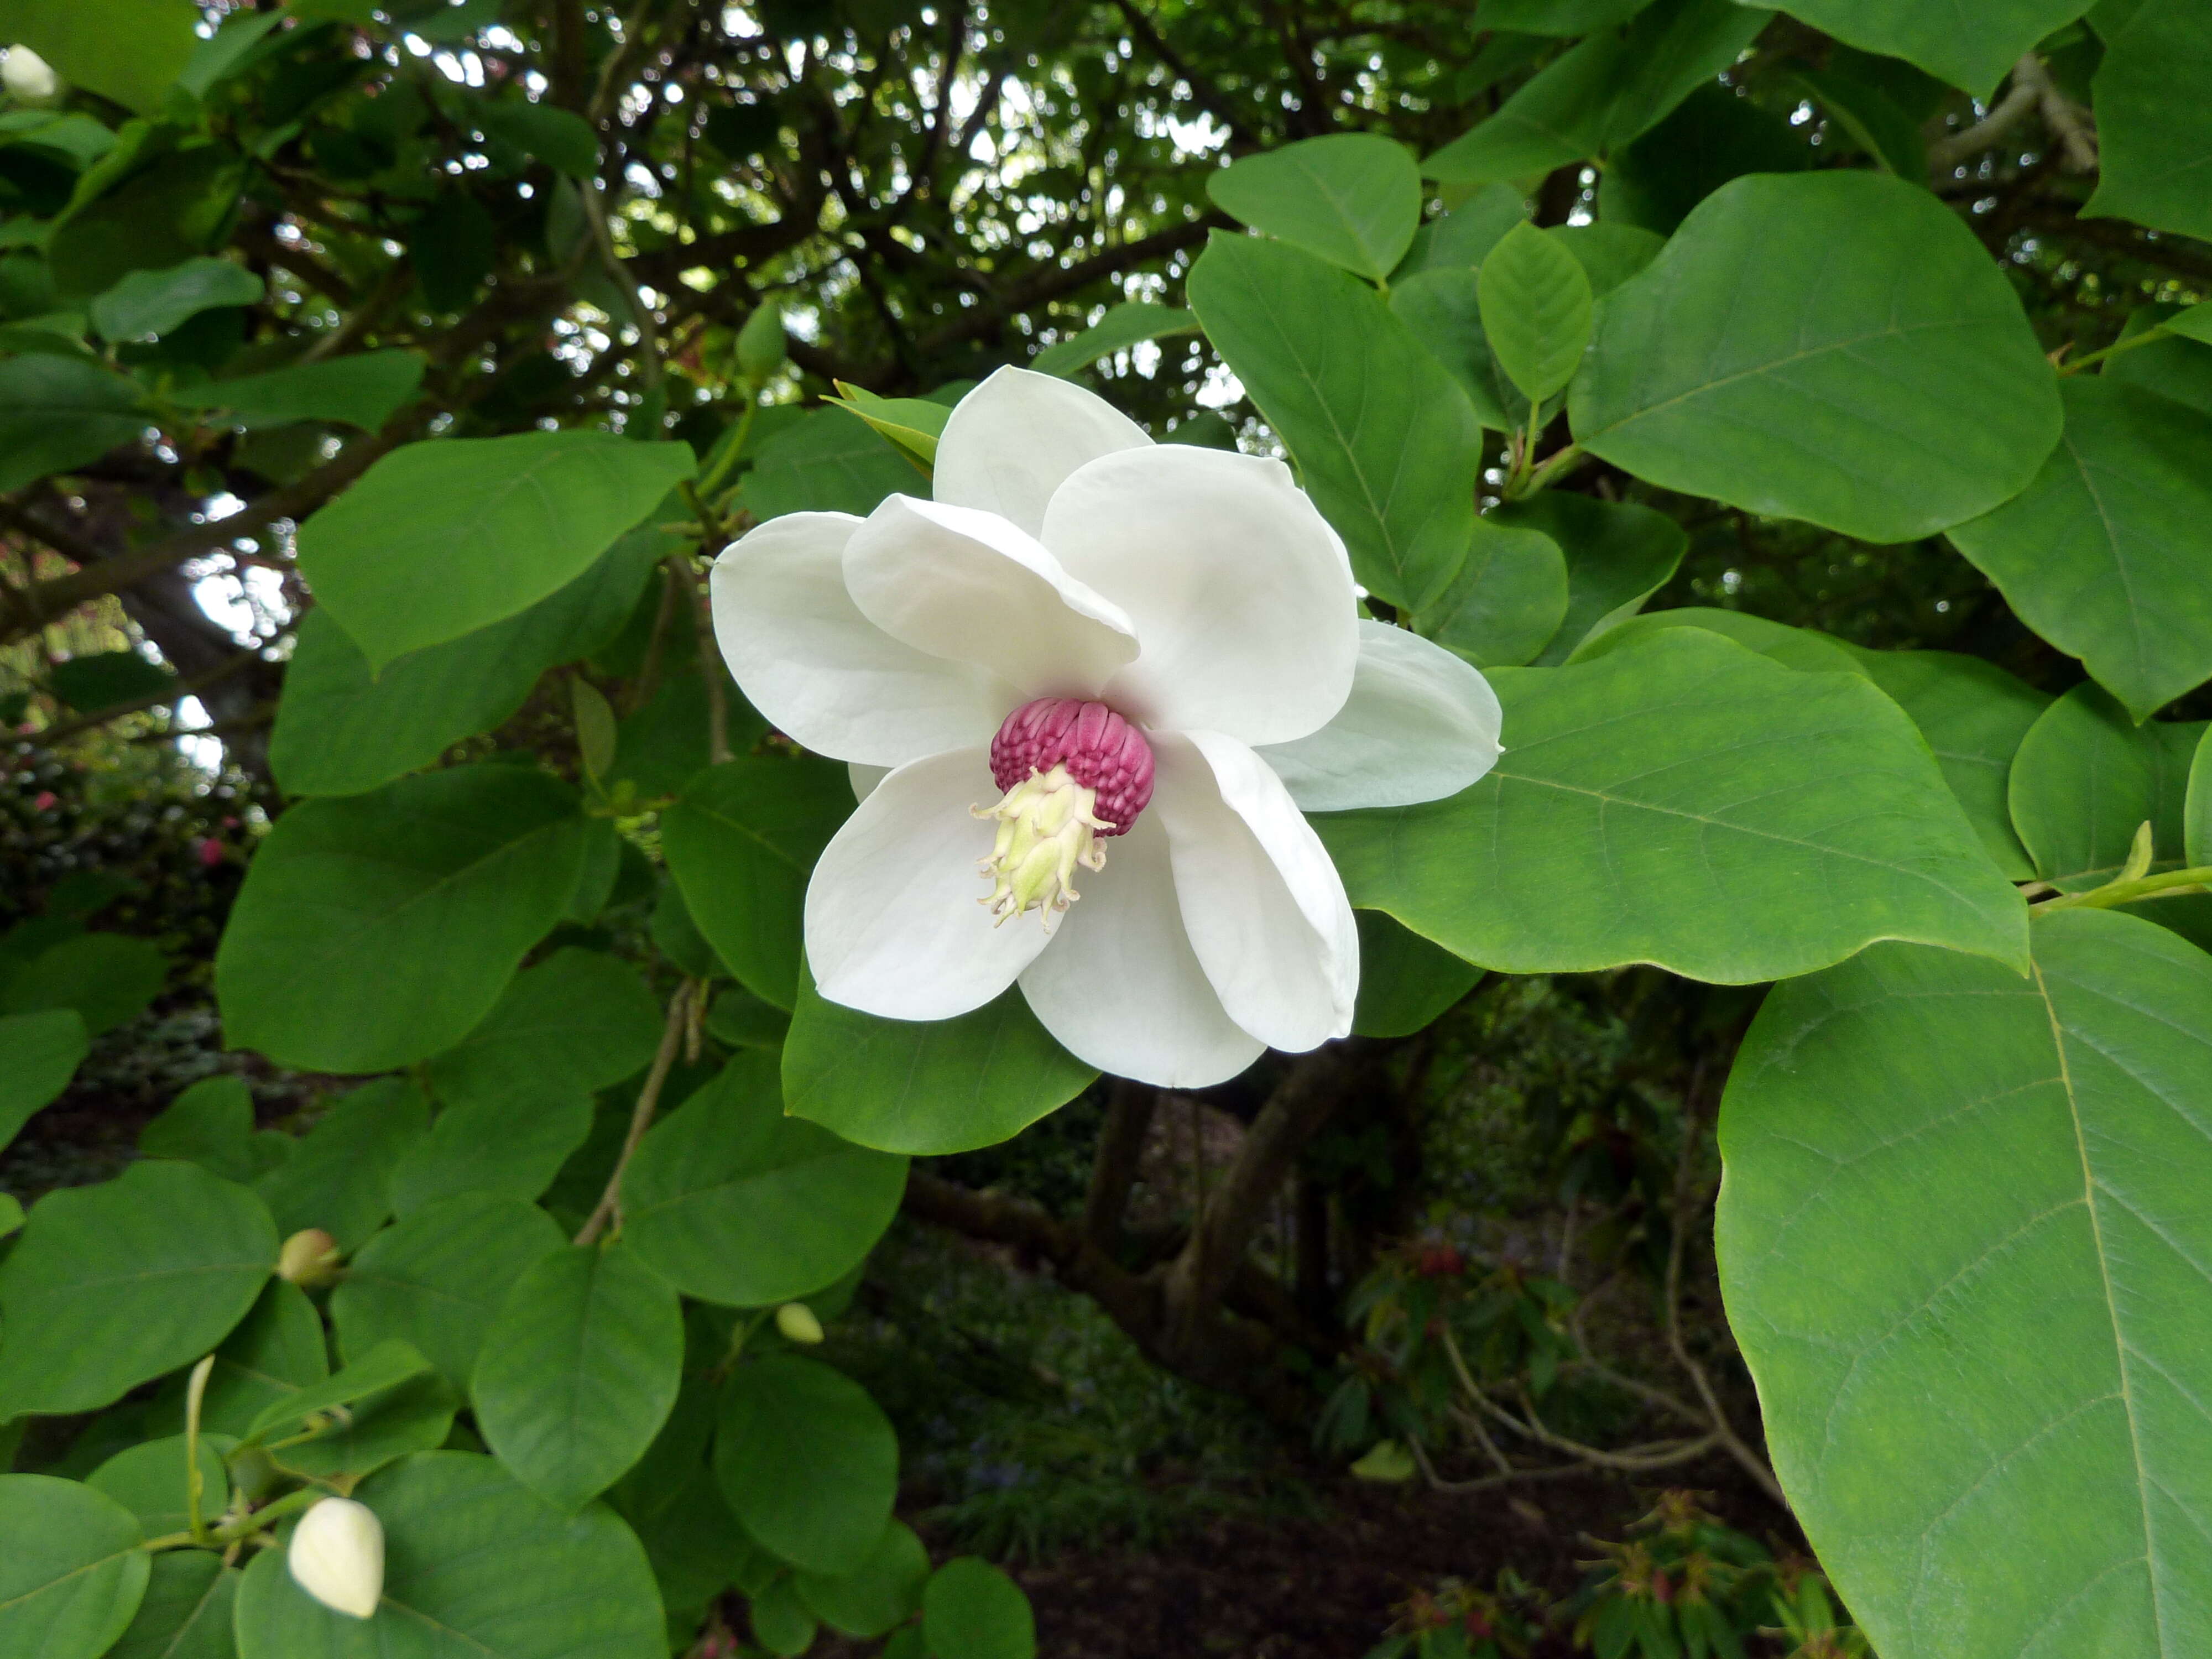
[1081,1078,1157,1248]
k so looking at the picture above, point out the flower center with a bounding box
[973,697,1155,926]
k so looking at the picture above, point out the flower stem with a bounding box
[183,1354,214,1545]
[575,980,696,1246]
[2059,327,2168,377]
[2031,865,2212,913]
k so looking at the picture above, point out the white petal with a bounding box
[1150,731,1359,1053]
[844,494,1139,700]
[848,762,889,800]
[1258,620,1504,812]
[805,746,1056,1020]
[711,512,1015,767]
[933,366,1152,539]
[1040,446,1360,747]
[1019,813,1265,1089]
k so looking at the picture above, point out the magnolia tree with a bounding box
[2,0,2211,1655]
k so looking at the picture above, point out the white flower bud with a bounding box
[289,1496,384,1619]
[774,1302,825,1344]
[2,47,58,104]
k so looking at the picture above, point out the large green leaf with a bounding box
[0,1007,86,1149]
[2008,684,2203,893]
[0,1474,149,1659]
[0,1161,275,1417]
[1410,515,1571,669]
[0,353,148,492]
[107,1553,237,1659]
[232,1452,664,1659]
[244,1339,434,1443]
[1476,222,1593,405]
[622,1051,906,1306]
[1755,0,2089,96]
[425,947,664,1108]
[782,970,1097,1155]
[716,1356,898,1577]
[1389,267,1526,432]
[742,406,923,520]
[1717,911,2212,1659]
[139,1076,263,1182]
[1391,182,1526,279]
[267,1375,459,1486]
[1949,378,2212,723]
[1478,0,1652,34]
[172,349,425,432]
[1204,134,1422,283]
[191,1280,330,1437]
[1599,80,1812,235]
[330,1193,565,1389]
[1570,171,2061,542]
[662,757,853,1010]
[270,527,661,797]
[216,765,589,1072]
[0,0,199,113]
[1848,648,2048,882]
[1314,628,2028,982]
[1350,910,1484,1039]
[2,930,166,1034]
[1572,606,1865,675]
[1422,0,1772,184]
[296,431,693,670]
[2085,0,2212,242]
[1487,492,1685,666]
[253,1078,428,1253]
[472,1243,684,1510]
[1187,231,1481,611]
[88,257,259,341]
[389,1083,594,1216]
[88,1434,229,1537]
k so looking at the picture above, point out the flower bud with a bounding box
[735,304,786,384]
[289,1496,383,1619]
[774,1302,825,1345]
[1,46,58,104]
[276,1228,342,1288]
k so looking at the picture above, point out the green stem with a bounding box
[1507,442,1586,499]
[695,395,760,507]
[2032,865,2212,913]
[183,1354,214,1545]
[143,1483,330,1554]
[2059,327,2168,376]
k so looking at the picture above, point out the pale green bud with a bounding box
[774,1302,825,1344]
[276,1228,342,1288]
[736,304,786,384]
[2,46,58,104]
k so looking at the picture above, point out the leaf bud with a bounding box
[289,1496,384,1619]
[276,1228,342,1288]
[1,46,58,105]
[774,1302,825,1344]
[736,304,786,384]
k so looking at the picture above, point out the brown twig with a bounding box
[575,980,695,1245]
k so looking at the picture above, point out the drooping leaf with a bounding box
[1949,377,2212,724]
[782,968,1098,1155]
[172,349,426,432]
[232,1452,665,1659]
[0,353,148,492]
[622,1051,906,1306]
[1571,171,2062,542]
[0,1161,276,1417]
[329,1193,565,1389]
[1188,231,1481,611]
[1410,515,1571,669]
[472,1243,685,1510]
[922,1558,1036,1659]
[425,946,665,1109]
[0,1474,150,1659]
[716,1356,898,1577]
[2084,0,2212,242]
[1488,491,1686,666]
[216,765,590,1072]
[0,1007,86,1150]
[88,256,260,341]
[1204,133,1423,282]
[295,431,694,670]
[1315,628,2029,982]
[1717,911,2212,1659]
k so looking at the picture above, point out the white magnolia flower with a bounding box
[712,368,1502,1088]
[1,46,58,104]
[289,1495,384,1619]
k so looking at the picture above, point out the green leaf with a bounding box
[1949,378,2212,723]
[471,1243,684,1510]
[88,257,260,341]
[795,1520,931,1638]
[389,1083,594,1217]
[2,930,166,1035]
[1410,515,1571,669]
[1204,134,1423,283]
[1488,492,1686,666]
[1571,171,2062,542]
[244,1337,432,1442]
[1848,648,2048,882]
[1352,910,1484,1039]
[782,969,1098,1155]
[2105,314,2212,418]
[743,406,924,520]
[50,649,175,713]
[0,1473,150,1659]
[1477,222,1593,404]
[2008,684,2202,892]
[253,1078,429,1253]
[191,1281,330,1437]
[0,1161,275,1417]
[1762,0,2085,96]
[922,1558,1036,1659]
[1422,0,1772,185]
[1389,267,1525,432]
[662,757,853,1010]
[233,1452,665,1659]
[471,98,599,177]
[1794,63,1925,176]
[216,765,590,1072]
[1478,0,1651,34]
[2084,0,2212,241]
[622,1051,906,1306]
[716,1355,898,1576]
[1598,80,1812,235]
[706,987,791,1051]
[330,1193,565,1389]
[1031,302,1198,377]
[108,1553,238,1659]
[0,1194,19,1239]
[296,431,694,670]
[88,1433,229,1536]
[1187,232,1481,611]
[172,350,425,432]
[828,385,949,467]
[2167,301,2212,347]
[0,0,199,113]
[1571,605,1865,675]
[425,946,665,1109]
[1546,221,1665,298]
[139,1076,262,1181]
[0,353,148,492]
[1314,628,2029,982]
[270,525,661,797]
[0,1008,86,1149]
[1716,911,2212,1659]
[265,1375,458,1485]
